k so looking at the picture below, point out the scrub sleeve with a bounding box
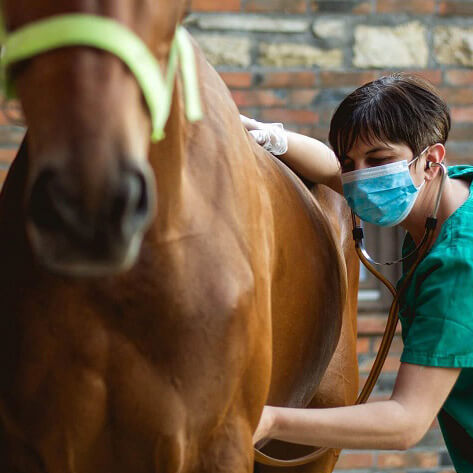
[398,166,473,473]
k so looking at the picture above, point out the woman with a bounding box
[242,73,473,472]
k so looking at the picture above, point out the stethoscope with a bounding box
[349,161,447,404]
[254,161,448,468]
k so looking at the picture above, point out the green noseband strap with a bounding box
[0,14,203,142]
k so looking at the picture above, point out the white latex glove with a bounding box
[240,114,288,155]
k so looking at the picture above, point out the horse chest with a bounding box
[0,295,247,473]
[0,219,267,472]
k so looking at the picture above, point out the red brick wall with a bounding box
[191,0,473,15]
[187,0,473,168]
[0,99,24,187]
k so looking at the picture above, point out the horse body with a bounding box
[257,182,360,473]
[0,3,358,472]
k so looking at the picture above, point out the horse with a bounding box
[0,1,359,472]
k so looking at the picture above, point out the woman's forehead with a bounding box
[346,139,411,157]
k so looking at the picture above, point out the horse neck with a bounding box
[147,80,190,236]
[146,49,259,241]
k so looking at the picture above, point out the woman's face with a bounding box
[341,138,426,187]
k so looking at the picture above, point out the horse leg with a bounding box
[153,430,186,473]
[195,413,254,473]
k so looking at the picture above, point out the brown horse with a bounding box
[0,1,359,472]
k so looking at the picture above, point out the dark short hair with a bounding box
[328,73,451,163]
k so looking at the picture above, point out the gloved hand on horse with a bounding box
[240,115,288,156]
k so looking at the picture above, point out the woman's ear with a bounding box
[424,143,446,181]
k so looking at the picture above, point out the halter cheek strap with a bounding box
[0,13,203,142]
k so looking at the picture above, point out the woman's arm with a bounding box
[240,115,342,193]
[283,131,342,193]
[255,362,460,450]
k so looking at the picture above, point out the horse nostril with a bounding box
[28,169,64,232]
[28,170,91,242]
[111,169,151,239]
[27,167,153,252]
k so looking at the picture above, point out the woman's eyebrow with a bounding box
[365,146,394,155]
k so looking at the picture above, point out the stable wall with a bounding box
[188,0,473,169]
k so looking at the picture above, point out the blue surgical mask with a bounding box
[341,151,427,227]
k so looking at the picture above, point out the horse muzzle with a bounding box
[25,163,156,277]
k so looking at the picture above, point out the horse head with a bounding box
[1,0,188,276]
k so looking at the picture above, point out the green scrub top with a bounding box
[398,165,473,472]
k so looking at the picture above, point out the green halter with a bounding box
[0,13,203,142]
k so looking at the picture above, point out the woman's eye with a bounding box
[368,157,392,166]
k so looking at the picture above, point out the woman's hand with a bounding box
[240,115,288,156]
[240,114,343,193]
[253,406,277,445]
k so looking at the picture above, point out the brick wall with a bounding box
[188,0,473,169]
[1,1,471,471]
[0,102,23,187]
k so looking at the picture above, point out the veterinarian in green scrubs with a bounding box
[242,73,473,472]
